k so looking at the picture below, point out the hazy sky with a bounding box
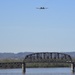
[0,0,75,53]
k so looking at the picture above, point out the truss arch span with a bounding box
[23,52,72,63]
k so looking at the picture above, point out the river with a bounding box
[0,68,75,75]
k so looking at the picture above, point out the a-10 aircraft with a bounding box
[36,7,48,9]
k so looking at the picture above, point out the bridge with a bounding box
[0,62,22,69]
[23,52,72,63]
[0,52,75,73]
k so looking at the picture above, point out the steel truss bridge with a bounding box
[24,52,72,63]
[0,52,75,73]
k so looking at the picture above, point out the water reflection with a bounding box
[71,71,75,75]
[0,68,75,75]
[24,73,75,75]
[0,73,75,75]
[24,72,75,75]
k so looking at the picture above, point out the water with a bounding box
[0,68,75,75]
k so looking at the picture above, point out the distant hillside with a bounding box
[0,52,75,59]
[0,52,33,59]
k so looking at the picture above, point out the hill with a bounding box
[0,52,75,59]
[0,52,32,59]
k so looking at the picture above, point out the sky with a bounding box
[0,0,75,53]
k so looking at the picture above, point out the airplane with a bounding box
[36,7,48,9]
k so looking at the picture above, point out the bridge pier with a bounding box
[22,62,26,73]
[71,62,75,72]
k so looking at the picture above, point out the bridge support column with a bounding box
[22,62,26,73]
[71,63,75,72]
